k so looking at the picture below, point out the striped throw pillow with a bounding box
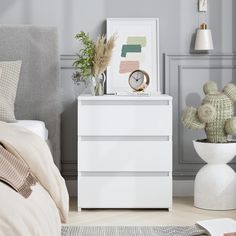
[0,61,22,122]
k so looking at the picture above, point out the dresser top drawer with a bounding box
[78,104,172,136]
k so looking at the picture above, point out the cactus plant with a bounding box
[181,81,236,143]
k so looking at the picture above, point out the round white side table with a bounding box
[193,140,236,210]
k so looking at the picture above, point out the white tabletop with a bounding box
[77,93,172,101]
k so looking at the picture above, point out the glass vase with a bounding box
[90,73,106,96]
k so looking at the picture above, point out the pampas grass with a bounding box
[73,31,117,83]
[92,34,117,77]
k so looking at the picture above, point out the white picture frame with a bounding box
[106,18,160,94]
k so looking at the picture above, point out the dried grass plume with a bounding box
[92,34,117,77]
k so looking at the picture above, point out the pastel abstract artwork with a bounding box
[119,61,139,73]
[121,44,142,57]
[127,36,147,47]
[125,52,145,63]
[119,36,146,74]
[106,18,160,93]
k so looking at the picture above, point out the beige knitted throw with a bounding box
[0,144,37,198]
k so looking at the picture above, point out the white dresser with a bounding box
[77,95,173,210]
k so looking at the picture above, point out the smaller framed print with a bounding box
[106,18,160,94]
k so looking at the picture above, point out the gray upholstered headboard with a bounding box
[0,25,61,168]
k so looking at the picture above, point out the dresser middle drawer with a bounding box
[78,140,172,172]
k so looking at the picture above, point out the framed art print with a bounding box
[106,18,160,94]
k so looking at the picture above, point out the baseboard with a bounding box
[65,180,194,197]
[65,180,77,197]
[172,180,194,197]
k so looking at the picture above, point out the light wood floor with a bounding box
[66,197,236,226]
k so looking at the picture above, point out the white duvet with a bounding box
[0,121,69,236]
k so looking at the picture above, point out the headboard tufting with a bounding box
[0,25,61,168]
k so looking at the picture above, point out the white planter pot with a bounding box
[193,140,236,210]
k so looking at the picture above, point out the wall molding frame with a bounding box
[60,54,76,69]
[165,54,236,94]
[178,64,236,165]
[165,54,236,178]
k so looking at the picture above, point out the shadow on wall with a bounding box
[60,78,90,178]
[189,32,196,54]
[61,100,78,178]
[185,93,201,107]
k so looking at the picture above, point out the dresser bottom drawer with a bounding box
[78,176,172,209]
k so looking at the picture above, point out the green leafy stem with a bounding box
[73,31,95,80]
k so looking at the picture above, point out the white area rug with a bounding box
[61,226,207,236]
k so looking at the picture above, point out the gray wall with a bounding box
[0,0,235,179]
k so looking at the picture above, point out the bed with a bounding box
[12,120,53,151]
[13,120,49,141]
[0,25,69,236]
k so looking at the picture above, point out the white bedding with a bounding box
[0,121,69,236]
[0,183,61,235]
[12,120,49,140]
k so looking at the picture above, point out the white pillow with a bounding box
[0,61,22,122]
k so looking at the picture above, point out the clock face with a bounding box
[128,70,150,91]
